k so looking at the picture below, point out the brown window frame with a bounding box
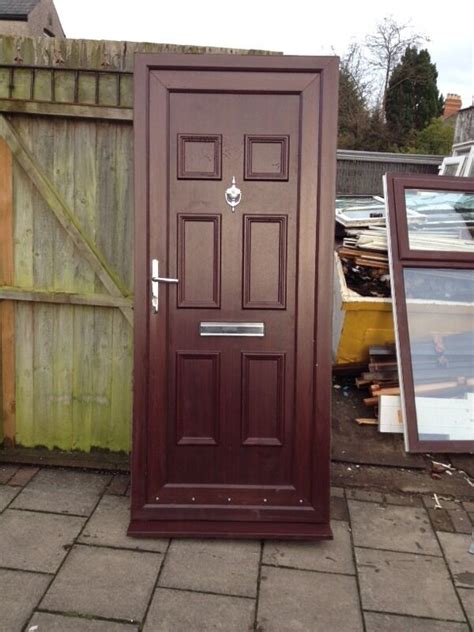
[385,172,474,453]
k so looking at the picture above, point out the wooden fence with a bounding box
[0,35,445,455]
[0,36,278,454]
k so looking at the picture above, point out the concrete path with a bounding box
[0,465,472,631]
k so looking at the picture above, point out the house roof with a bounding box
[0,0,41,19]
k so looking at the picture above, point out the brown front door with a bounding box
[130,54,338,539]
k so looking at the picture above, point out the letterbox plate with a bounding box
[199,322,265,337]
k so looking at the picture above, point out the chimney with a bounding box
[443,94,462,119]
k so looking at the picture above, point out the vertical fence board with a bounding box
[51,121,75,445]
[12,119,34,448]
[95,122,119,295]
[109,309,133,452]
[0,136,15,445]
[90,307,114,449]
[73,119,98,294]
[13,119,34,288]
[114,123,134,290]
[33,303,54,447]
[72,305,94,450]
[51,304,74,447]
[15,302,34,446]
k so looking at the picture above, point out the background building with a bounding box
[0,0,64,37]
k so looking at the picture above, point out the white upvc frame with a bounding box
[439,155,466,176]
[452,140,474,158]
[460,146,474,177]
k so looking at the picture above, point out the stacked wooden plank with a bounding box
[356,345,400,410]
[338,245,389,270]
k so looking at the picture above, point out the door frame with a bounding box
[130,54,339,539]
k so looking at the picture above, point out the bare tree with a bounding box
[365,15,427,111]
[341,41,373,103]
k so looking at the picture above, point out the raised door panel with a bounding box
[177,214,221,308]
[243,215,287,309]
[241,352,285,446]
[177,134,222,179]
[245,135,289,180]
[176,352,220,445]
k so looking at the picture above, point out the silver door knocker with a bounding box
[225,176,242,211]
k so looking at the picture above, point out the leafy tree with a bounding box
[361,108,391,152]
[385,47,442,148]
[408,117,454,155]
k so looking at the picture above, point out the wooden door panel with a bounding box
[244,135,289,180]
[131,54,338,539]
[243,215,287,309]
[241,352,285,446]
[177,214,221,308]
[177,134,222,180]
[176,351,220,446]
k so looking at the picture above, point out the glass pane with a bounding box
[404,189,474,252]
[443,163,460,176]
[403,268,474,442]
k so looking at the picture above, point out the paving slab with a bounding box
[0,464,18,484]
[364,612,469,632]
[349,500,441,555]
[0,568,50,632]
[448,510,473,534]
[159,539,260,598]
[438,532,474,589]
[41,544,162,622]
[347,489,384,503]
[0,509,84,573]
[263,520,355,575]
[0,484,19,511]
[11,468,111,516]
[457,588,474,628]
[384,493,423,507]
[8,466,39,487]
[143,588,254,632]
[331,495,349,521]
[106,474,130,496]
[356,547,465,621]
[27,612,139,631]
[79,495,168,552]
[428,507,455,532]
[257,566,363,632]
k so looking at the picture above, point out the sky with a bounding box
[55,0,473,107]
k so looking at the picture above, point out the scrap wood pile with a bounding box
[338,239,390,298]
[335,192,474,297]
[354,345,400,425]
[335,197,391,298]
[352,333,474,430]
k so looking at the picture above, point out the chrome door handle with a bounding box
[151,259,178,313]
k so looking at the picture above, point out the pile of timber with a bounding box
[337,242,390,298]
[356,335,474,426]
[356,345,400,413]
[343,228,388,252]
[338,245,388,270]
